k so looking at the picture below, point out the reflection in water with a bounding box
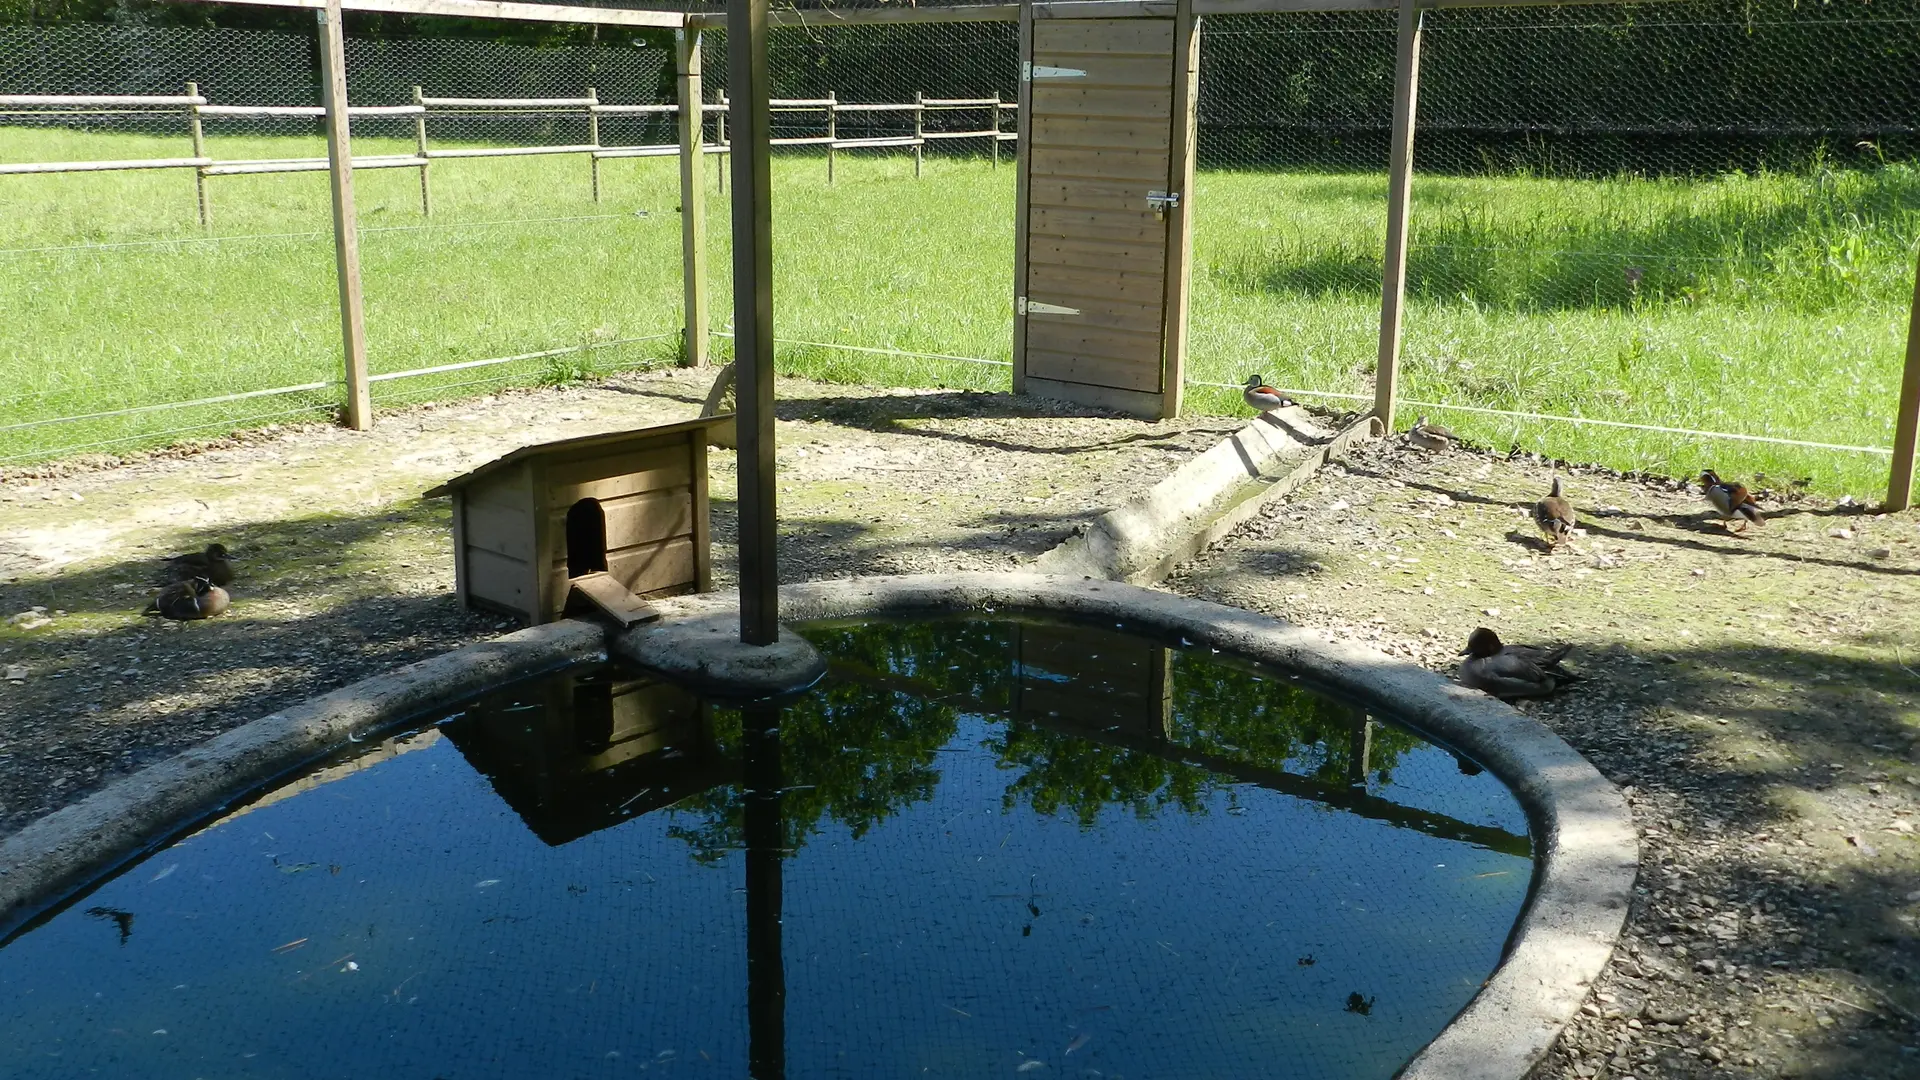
[0,618,1533,1080]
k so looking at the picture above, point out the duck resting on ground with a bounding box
[1532,475,1576,548]
[1700,470,1764,531]
[1407,415,1455,452]
[1241,375,1292,415]
[1458,627,1583,700]
[143,576,230,621]
[161,543,234,587]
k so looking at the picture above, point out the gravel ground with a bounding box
[0,368,1231,838]
[1167,435,1920,1080]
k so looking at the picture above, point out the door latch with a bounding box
[1146,190,1182,220]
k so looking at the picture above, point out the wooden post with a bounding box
[1347,714,1373,788]
[990,91,1001,169]
[730,0,779,646]
[826,90,836,184]
[186,82,210,229]
[1010,0,1034,394]
[411,85,431,216]
[318,0,372,432]
[586,86,601,202]
[716,91,727,194]
[913,90,925,178]
[1887,247,1920,511]
[1373,0,1424,434]
[1158,0,1200,421]
[676,28,709,369]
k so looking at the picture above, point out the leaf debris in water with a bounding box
[1064,1033,1090,1055]
[1017,1061,1047,1073]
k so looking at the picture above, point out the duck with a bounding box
[1408,415,1455,452]
[1242,375,1292,415]
[1532,476,1576,548]
[161,543,234,586]
[1700,470,1764,531]
[143,576,230,621]
[1458,627,1583,700]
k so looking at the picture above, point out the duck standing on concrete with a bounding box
[1408,415,1455,452]
[1458,627,1583,700]
[1242,375,1292,416]
[1532,476,1576,548]
[162,543,234,587]
[1700,470,1764,531]
[143,576,230,621]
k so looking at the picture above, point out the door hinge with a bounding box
[1018,297,1081,317]
[1147,190,1182,219]
[1024,62,1087,81]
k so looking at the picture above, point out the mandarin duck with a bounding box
[1408,415,1455,452]
[143,576,230,621]
[1458,627,1583,700]
[1242,375,1292,415]
[1700,470,1764,531]
[1532,476,1576,548]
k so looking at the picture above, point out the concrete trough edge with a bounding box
[0,571,1634,1080]
[0,619,604,939]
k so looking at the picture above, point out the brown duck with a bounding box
[162,543,234,587]
[1532,476,1575,548]
[1458,627,1583,700]
[143,577,230,621]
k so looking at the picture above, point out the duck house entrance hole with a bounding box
[566,498,609,578]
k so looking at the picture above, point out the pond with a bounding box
[0,619,1532,1079]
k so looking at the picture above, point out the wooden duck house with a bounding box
[425,417,727,626]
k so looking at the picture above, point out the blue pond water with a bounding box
[0,619,1531,1079]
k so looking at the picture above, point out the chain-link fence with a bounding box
[1189,0,1920,492]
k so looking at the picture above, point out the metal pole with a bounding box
[318,0,372,432]
[186,82,209,229]
[731,0,779,647]
[677,29,709,369]
[1373,0,1424,434]
[1887,247,1920,511]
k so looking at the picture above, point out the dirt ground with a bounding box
[0,367,1232,838]
[4,370,1920,1080]
[1169,436,1920,1080]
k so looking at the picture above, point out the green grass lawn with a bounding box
[1,125,1914,494]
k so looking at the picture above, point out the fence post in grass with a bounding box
[186,82,210,229]
[1886,249,1920,512]
[826,90,836,185]
[318,0,372,432]
[412,85,431,216]
[991,92,1001,169]
[1372,0,1425,435]
[676,28,709,370]
[717,92,728,194]
[913,91,924,178]
[587,86,602,203]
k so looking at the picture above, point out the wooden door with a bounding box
[1014,11,1198,420]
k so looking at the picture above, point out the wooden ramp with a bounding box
[564,571,662,628]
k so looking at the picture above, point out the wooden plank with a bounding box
[173,0,688,28]
[467,547,534,612]
[1023,265,1167,304]
[1011,0,1035,396]
[691,435,712,591]
[1027,56,1175,89]
[544,443,693,498]
[1159,0,1199,421]
[545,537,696,619]
[1034,17,1173,54]
[1030,114,1176,150]
[464,499,537,561]
[1030,149,1170,183]
[186,82,210,228]
[1023,284,1166,331]
[528,457,554,623]
[1888,246,1920,512]
[564,571,661,627]
[1024,374,1164,419]
[1024,346,1164,395]
[1030,86,1171,120]
[1374,0,1424,432]
[599,488,697,551]
[677,30,709,369]
[451,491,470,608]
[1029,235,1167,273]
[1029,182,1160,215]
[318,0,371,433]
[1030,206,1166,244]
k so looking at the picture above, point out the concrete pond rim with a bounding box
[0,572,1637,1080]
